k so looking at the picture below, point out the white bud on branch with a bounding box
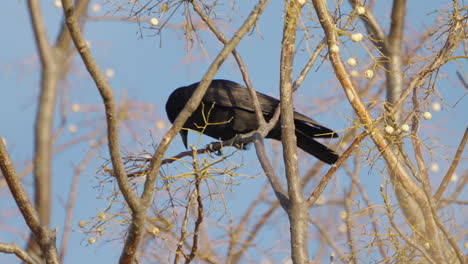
[351,33,363,42]
[330,44,340,53]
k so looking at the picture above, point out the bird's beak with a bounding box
[180,130,188,149]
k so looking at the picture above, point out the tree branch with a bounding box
[0,242,37,264]
[434,127,467,201]
[60,0,146,262]
[60,0,140,210]
[307,131,367,205]
[349,0,386,47]
[311,0,464,261]
[123,0,271,262]
[253,135,289,209]
[28,0,58,233]
[279,1,309,263]
[0,140,59,264]
[385,0,406,122]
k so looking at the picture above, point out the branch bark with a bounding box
[385,0,406,123]
[61,0,140,210]
[27,0,91,259]
[0,140,59,264]
[0,242,36,264]
[28,0,58,237]
[279,1,309,263]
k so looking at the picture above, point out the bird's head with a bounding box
[166,86,195,149]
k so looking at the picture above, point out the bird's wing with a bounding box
[201,80,279,114]
[201,80,337,137]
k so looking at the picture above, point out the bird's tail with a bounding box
[295,130,339,164]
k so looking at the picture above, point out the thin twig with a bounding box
[380,186,437,264]
[173,192,194,264]
[348,0,386,47]
[434,127,467,201]
[428,197,465,263]
[443,171,467,206]
[227,183,270,262]
[307,132,367,205]
[59,134,106,261]
[308,218,345,260]
[185,147,204,263]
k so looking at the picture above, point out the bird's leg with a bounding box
[204,141,224,156]
[205,131,257,155]
[232,135,246,150]
[214,147,223,156]
[206,147,223,156]
[231,131,257,150]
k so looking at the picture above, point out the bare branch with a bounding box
[308,218,345,260]
[0,140,59,264]
[428,201,465,263]
[60,0,146,261]
[385,0,406,122]
[293,40,327,92]
[442,171,467,206]
[59,135,106,260]
[410,81,430,185]
[352,0,407,122]
[27,0,54,67]
[0,242,37,264]
[280,1,309,262]
[380,186,437,264]
[60,0,139,209]
[310,0,464,261]
[174,191,194,264]
[349,0,386,47]
[227,183,270,262]
[28,0,59,239]
[307,132,367,205]
[185,147,204,263]
[230,202,280,264]
[254,135,289,209]
[434,127,467,201]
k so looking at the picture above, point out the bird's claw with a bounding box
[233,140,245,150]
[232,134,251,150]
[205,142,223,156]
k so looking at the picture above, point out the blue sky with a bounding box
[1,0,466,263]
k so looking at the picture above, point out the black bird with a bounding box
[165,80,339,164]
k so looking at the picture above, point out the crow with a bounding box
[165,79,339,164]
